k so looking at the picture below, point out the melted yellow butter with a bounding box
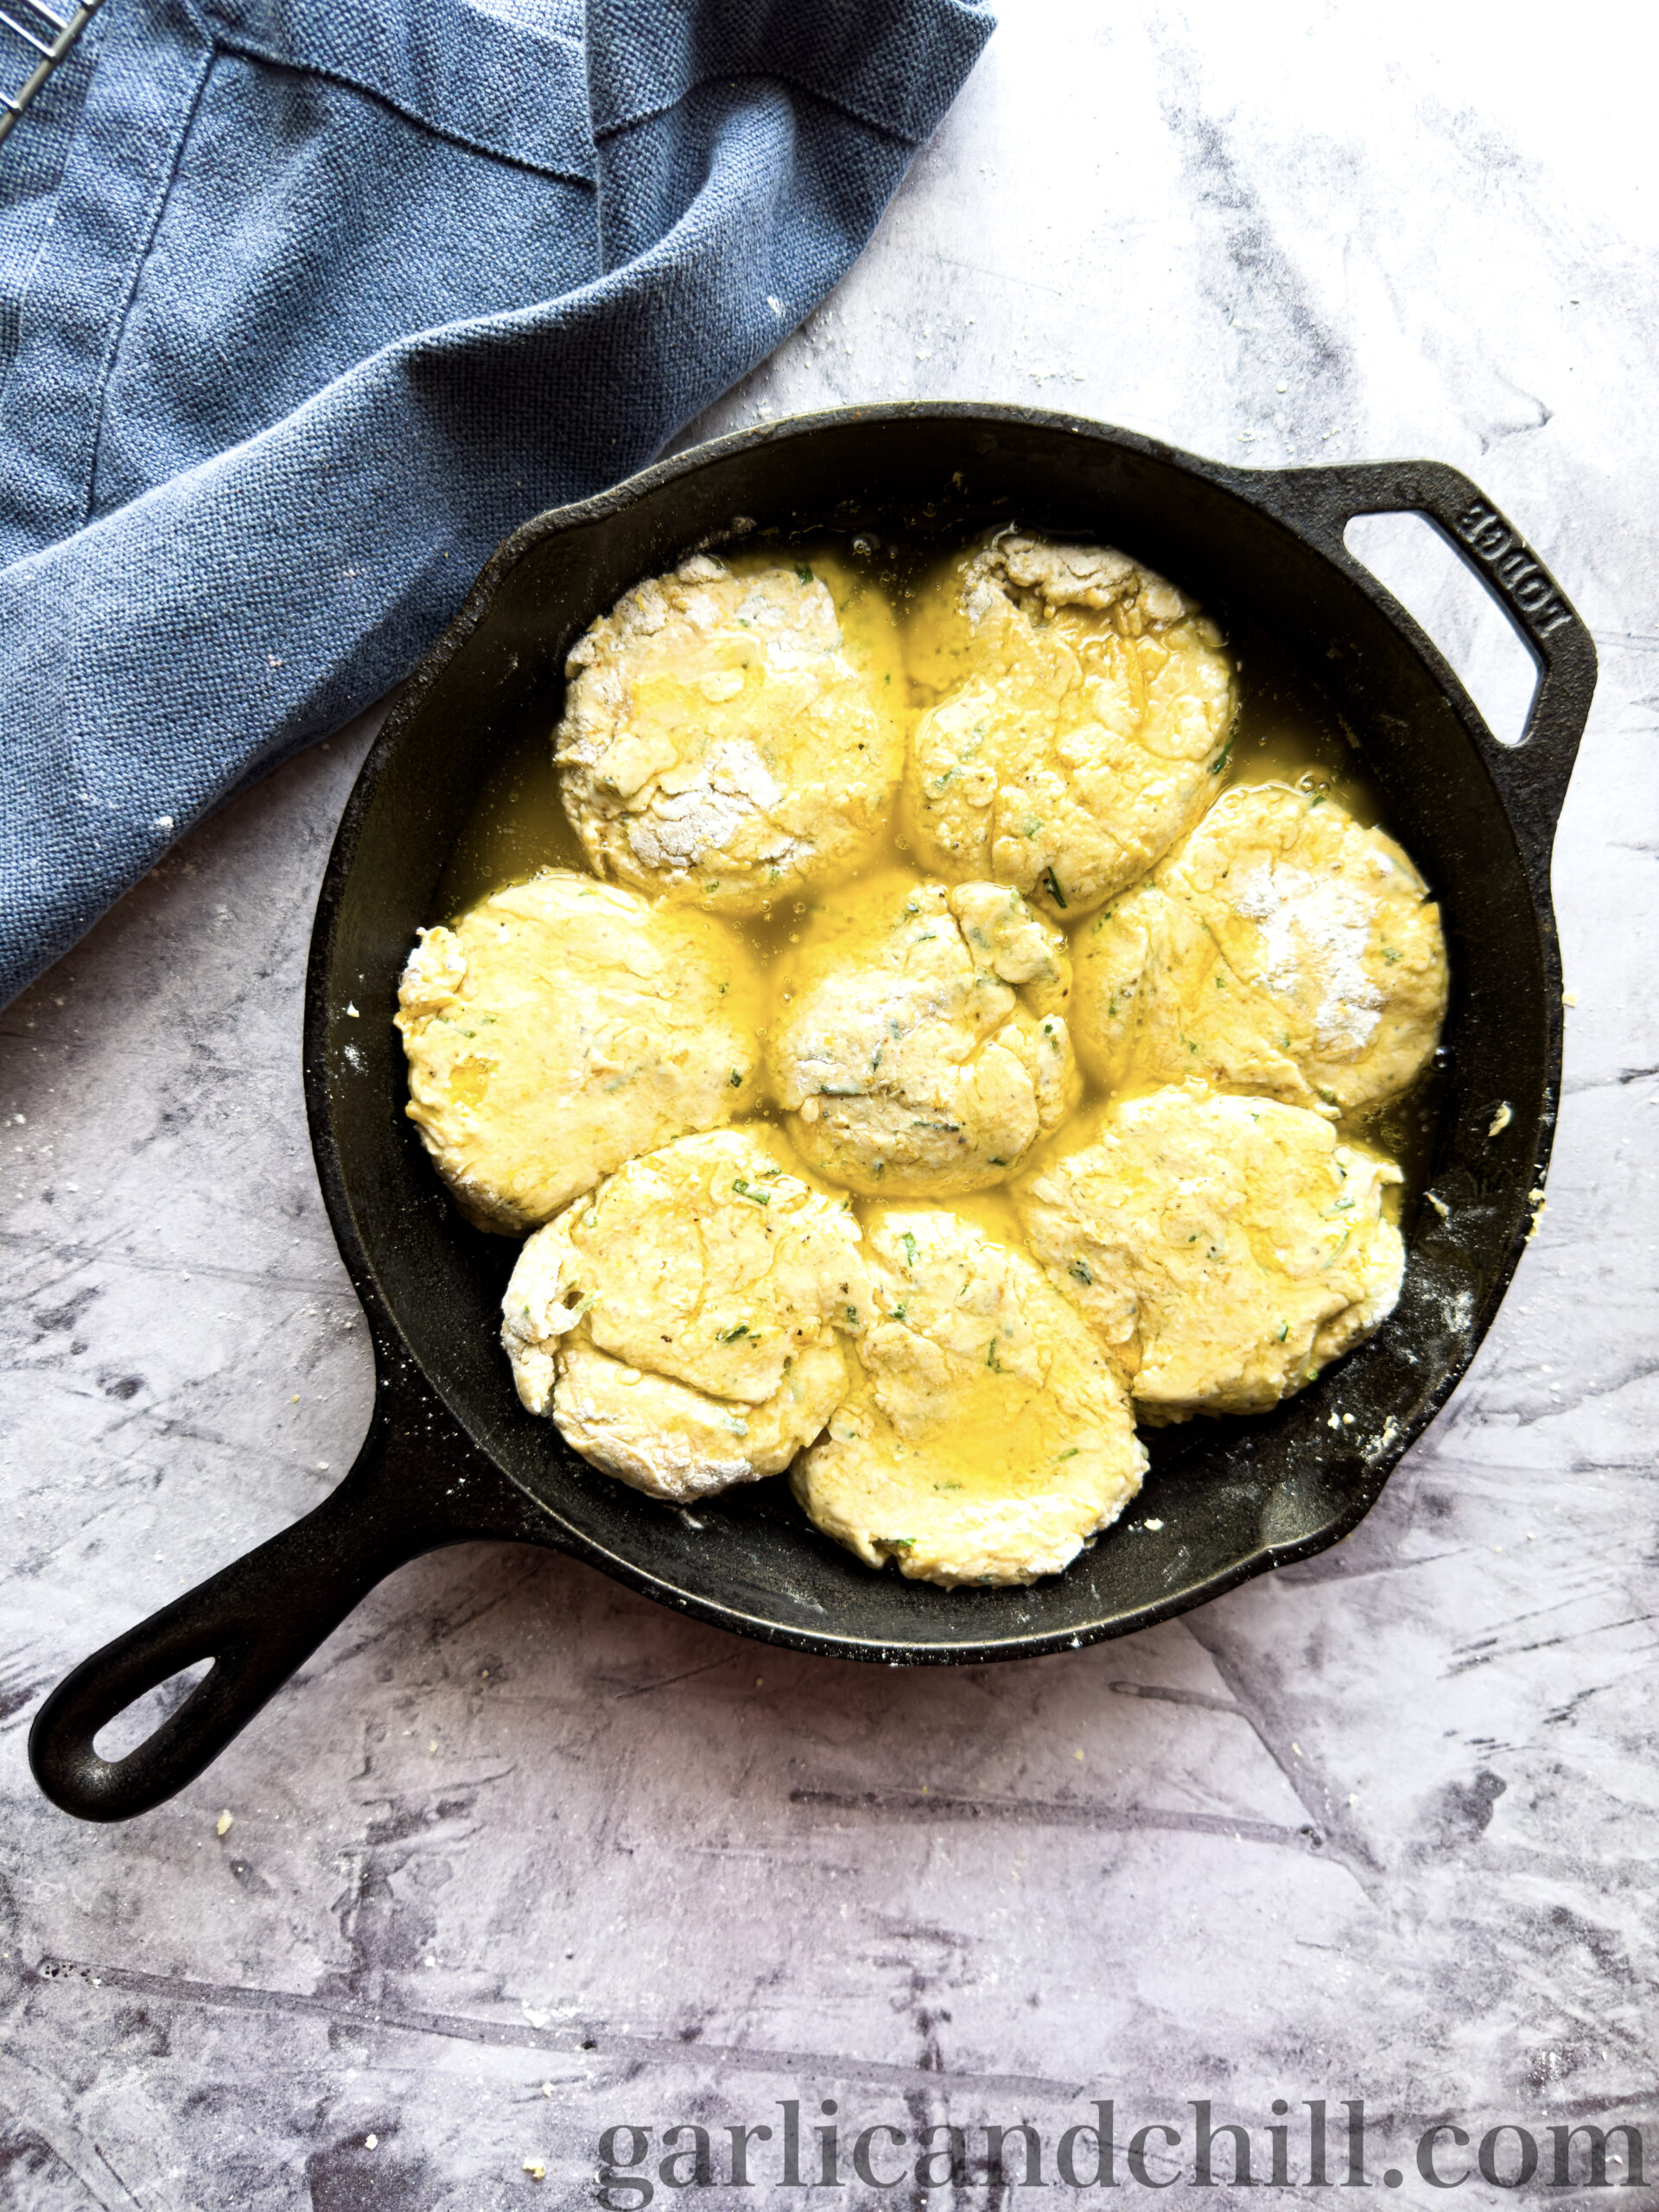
[869,1362,1078,1503]
[448,1054,495,1109]
[857,1186,1026,1250]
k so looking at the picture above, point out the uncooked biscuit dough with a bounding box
[556,552,904,913]
[900,531,1237,919]
[1073,782,1449,1116]
[1015,1082,1404,1423]
[397,871,759,1235]
[500,1128,869,1500]
[768,870,1077,1197]
[792,1207,1147,1586]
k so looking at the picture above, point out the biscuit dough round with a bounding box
[1014,1082,1405,1423]
[556,552,904,914]
[792,1207,1147,1586]
[500,1128,869,1500]
[397,871,760,1235]
[1073,782,1449,1116]
[768,870,1077,1196]
[900,532,1237,919]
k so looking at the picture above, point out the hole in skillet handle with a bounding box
[28,1596,281,1824]
[92,1658,214,1762]
[1247,458,1597,874]
[28,1518,410,1823]
[26,1360,516,1822]
[1343,512,1541,748]
[29,1530,382,1822]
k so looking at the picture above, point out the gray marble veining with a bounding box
[4,3,1658,2204]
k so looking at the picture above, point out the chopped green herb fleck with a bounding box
[899,1232,918,1269]
[1043,866,1068,909]
[1058,1447,1080,1460]
[729,1068,744,1087]
[731,1178,770,1206]
[987,1340,1004,1371]
[1070,1258,1094,1286]
[716,1322,756,1343]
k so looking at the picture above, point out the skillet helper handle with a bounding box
[28,1371,486,1822]
[1255,458,1597,865]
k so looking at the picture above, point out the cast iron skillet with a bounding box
[29,405,1595,1821]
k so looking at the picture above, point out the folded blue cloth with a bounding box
[0,0,991,1004]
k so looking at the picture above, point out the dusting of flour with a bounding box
[625,739,803,874]
[1230,861,1384,1055]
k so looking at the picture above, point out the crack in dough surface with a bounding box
[397,871,760,1234]
[556,553,904,913]
[1015,1082,1405,1423]
[501,1128,869,1499]
[767,870,1077,1196]
[793,1207,1147,1585]
[1073,782,1449,1117]
[900,531,1237,919]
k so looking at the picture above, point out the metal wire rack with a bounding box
[0,0,104,147]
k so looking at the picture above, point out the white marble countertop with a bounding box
[5,3,1657,2202]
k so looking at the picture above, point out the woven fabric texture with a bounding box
[0,0,992,1003]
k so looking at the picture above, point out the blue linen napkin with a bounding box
[0,0,992,1005]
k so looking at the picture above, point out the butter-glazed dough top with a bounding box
[792,1205,1146,1586]
[556,553,904,914]
[767,869,1076,1197]
[1015,1082,1405,1423]
[397,870,758,1234]
[901,531,1237,919]
[501,1128,868,1500]
[1073,782,1449,1116]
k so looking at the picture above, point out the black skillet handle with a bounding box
[28,1352,524,1822]
[1247,459,1597,863]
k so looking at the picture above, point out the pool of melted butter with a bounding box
[435,533,1440,1234]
